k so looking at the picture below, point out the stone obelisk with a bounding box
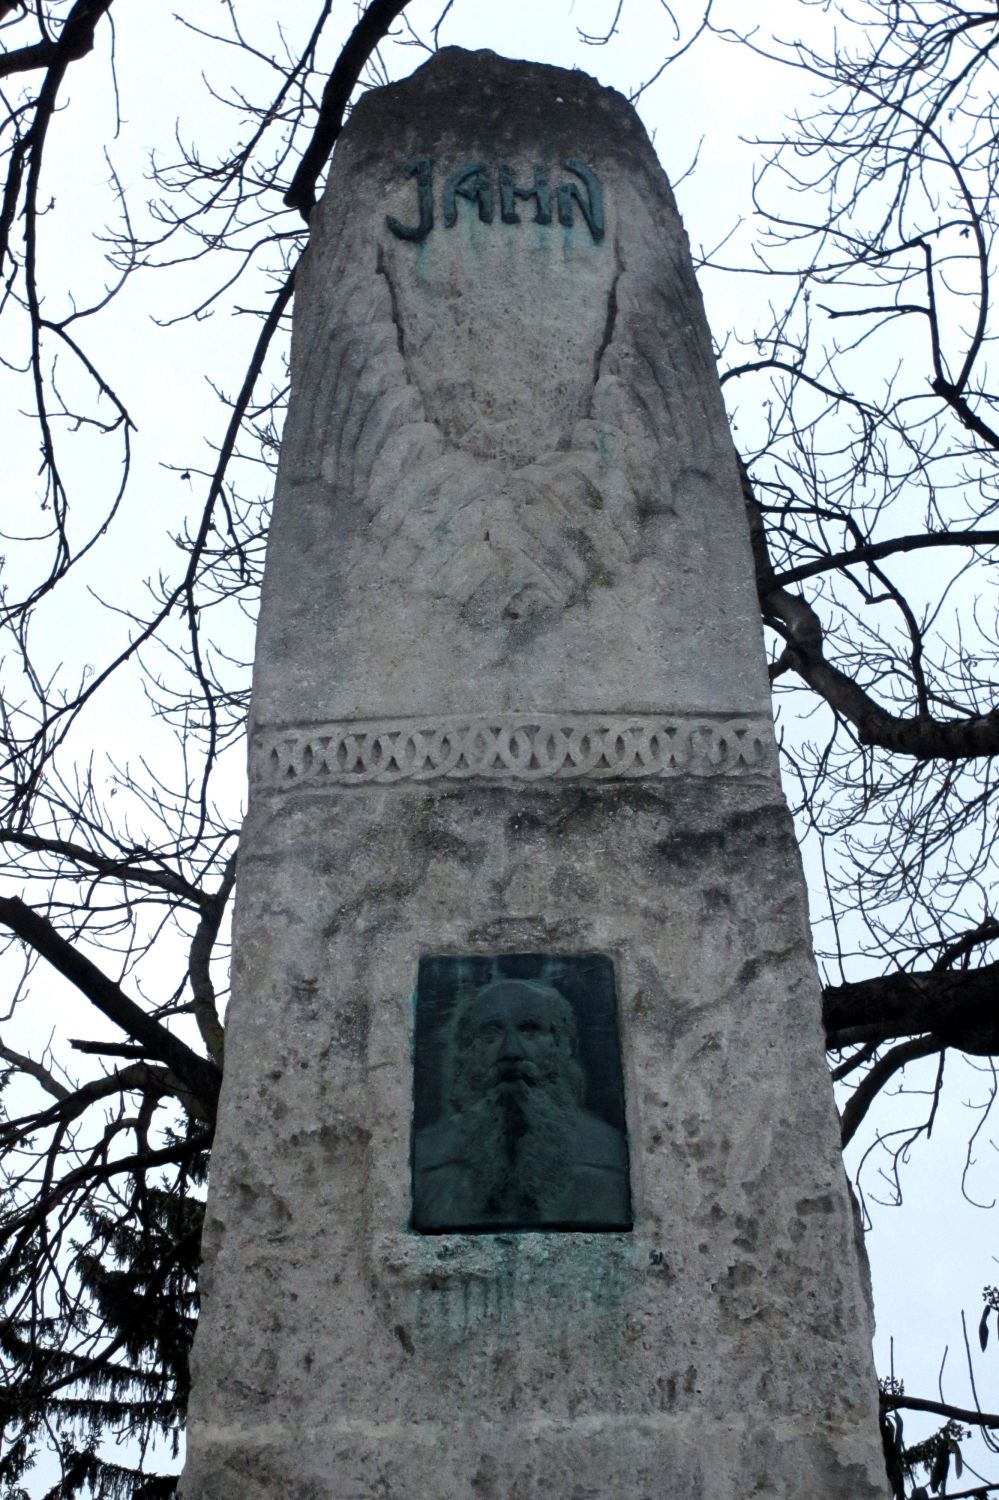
[181,49,886,1498]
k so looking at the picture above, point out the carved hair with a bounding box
[451,978,578,1054]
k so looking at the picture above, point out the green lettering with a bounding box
[556,159,604,243]
[386,157,435,242]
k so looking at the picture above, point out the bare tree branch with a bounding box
[839,1035,942,1146]
[743,465,999,759]
[824,963,999,1055]
[0,1041,68,1100]
[0,0,111,83]
[284,0,414,219]
[0,897,220,1111]
[883,1392,999,1431]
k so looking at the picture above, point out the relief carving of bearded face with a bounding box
[412,972,631,1233]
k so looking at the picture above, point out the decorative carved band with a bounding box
[251,714,774,790]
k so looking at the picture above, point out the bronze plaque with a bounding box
[411,953,631,1233]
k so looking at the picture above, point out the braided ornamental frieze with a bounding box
[251,713,775,790]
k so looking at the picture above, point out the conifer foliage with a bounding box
[1,1105,208,1497]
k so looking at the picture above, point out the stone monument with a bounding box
[180,49,887,1498]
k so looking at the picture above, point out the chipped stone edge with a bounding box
[250,713,776,791]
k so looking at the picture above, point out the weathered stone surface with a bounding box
[181,48,886,1499]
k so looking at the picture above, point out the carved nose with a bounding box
[500,1027,525,1060]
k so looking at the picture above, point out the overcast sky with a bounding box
[6,2,998,1492]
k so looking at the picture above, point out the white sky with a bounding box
[4,1,998,1492]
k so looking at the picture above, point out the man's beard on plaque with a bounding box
[451,1053,586,1221]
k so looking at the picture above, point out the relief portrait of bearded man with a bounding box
[412,977,631,1232]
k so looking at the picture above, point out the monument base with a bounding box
[183,1416,879,1500]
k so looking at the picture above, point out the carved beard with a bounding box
[450,1061,585,1223]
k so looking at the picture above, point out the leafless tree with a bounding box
[2,2,999,1495]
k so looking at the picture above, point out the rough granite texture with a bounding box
[180,49,887,1499]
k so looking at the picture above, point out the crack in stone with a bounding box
[592,237,624,394]
[376,242,406,361]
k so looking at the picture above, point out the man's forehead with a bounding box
[472,985,555,1027]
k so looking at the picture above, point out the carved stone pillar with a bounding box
[180,49,886,1499]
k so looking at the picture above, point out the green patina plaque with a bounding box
[411,952,631,1234]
